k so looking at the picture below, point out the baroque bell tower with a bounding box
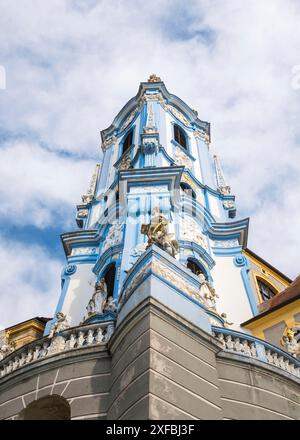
[1,76,299,421]
[45,74,252,338]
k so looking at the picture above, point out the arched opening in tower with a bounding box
[104,263,116,298]
[17,395,71,420]
[122,129,133,156]
[180,182,196,216]
[187,258,206,278]
[174,124,187,150]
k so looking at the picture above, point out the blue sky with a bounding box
[1,0,300,328]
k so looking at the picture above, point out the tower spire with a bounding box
[82,163,101,204]
[213,155,231,195]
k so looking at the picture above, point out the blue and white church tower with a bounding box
[45,74,254,337]
[1,76,299,421]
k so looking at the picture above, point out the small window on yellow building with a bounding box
[257,278,277,302]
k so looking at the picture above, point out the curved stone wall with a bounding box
[217,352,300,420]
[0,346,111,420]
[0,298,299,420]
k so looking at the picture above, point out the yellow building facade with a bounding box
[242,249,300,350]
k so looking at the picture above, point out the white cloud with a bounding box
[0,140,95,228]
[0,237,61,329]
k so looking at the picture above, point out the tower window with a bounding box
[122,129,133,155]
[187,258,205,278]
[257,279,277,302]
[180,182,196,199]
[180,182,196,216]
[174,124,187,150]
[104,263,116,298]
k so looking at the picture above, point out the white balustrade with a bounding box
[212,328,300,380]
[0,321,115,379]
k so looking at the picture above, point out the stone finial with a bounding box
[213,155,231,195]
[148,74,161,83]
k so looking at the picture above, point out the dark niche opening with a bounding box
[18,395,71,420]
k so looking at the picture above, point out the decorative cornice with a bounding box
[100,80,210,144]
[119,245,206,310]
[207,218,249,248]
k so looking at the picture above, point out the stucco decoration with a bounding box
[77,209,88,218]
[131,242,148,258]
[142,137,159,154]
[174,147,193,169]
[64,264,77,276]
[120,108,139,132]
[130,185,167,194]
[122,258,206,307]
[234,255,247,267]
[180,217,208,250]
[48,336,66,356]
[220,313,234,328]
[0,333,15,361]
[128,242,148,267]
[210,316,222,327]
[152,260,202,301]
[223,200,235,209]
[102,223,124,253]
[194,128,210,144]
[104,296,117,313]
[0,322,115,378]
[102,135,117,151]
[165,104,190,127]
[71,247,97,256]
[118,154,132,170]
[148,74,161,83]
[142,91,165,103]
[213,239,239,248]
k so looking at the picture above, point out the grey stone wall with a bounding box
[147,306,223,420]
[217,352,300,420]
[107,297,223,420]
[0,298,299,420]
[0,346,111,420]
[263,320,287,348]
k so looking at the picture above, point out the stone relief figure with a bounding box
[119,154,132,171]
[198,273,219,310]
[102,223,123,254]
[86,278,108,317]
[0,332,15,361]
[281,327,300,358]
[141,207,179,258]
[180,216,208,251]
[49,312,70,339]
[220,313,234,328]
[103,296,117,313]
